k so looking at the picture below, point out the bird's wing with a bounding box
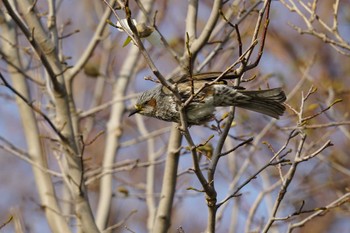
[169,72,239,83]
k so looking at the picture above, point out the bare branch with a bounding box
[287,192,350,233]
[0,72,66,141]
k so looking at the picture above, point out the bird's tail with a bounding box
[234,88,286,119]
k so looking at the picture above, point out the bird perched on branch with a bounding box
[129,72,286,125]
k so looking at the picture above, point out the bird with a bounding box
[129,73,286,125]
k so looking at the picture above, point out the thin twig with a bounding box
[0,72,66,141]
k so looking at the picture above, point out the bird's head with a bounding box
[129,90,158,117]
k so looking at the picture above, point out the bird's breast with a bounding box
[186,97,215,124]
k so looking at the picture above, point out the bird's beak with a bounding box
[128,109,140,117]
[128,105,142,117]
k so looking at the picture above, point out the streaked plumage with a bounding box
[129,78,286,125]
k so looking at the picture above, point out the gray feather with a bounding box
[235,88,286,119]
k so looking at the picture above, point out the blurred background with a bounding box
[0,0,349,232]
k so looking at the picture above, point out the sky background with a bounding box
[1,0,350,232]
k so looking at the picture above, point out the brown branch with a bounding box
[0,72,66,142]
[219,137,253,157]
[245,0,271,69]
[283,121,350,130]
[2,0,61,90]
[0,215,13,230]
[287,192,350,232]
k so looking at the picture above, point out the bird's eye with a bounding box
[146,98,157,107]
